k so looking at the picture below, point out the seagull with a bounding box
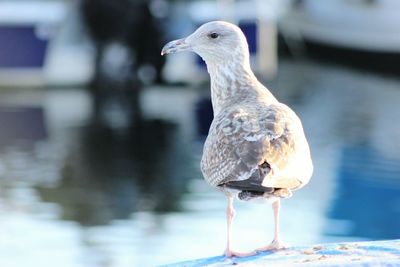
[161,21,313,257]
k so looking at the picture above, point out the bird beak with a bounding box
[161,38,191,56]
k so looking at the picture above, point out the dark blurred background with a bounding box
[0,0,399,266]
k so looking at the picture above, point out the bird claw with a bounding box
[224,248,257,258]
[256,239,287,252]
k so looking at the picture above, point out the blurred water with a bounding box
[0,59,400,267]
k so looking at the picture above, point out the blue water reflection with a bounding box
[329,144,400,239]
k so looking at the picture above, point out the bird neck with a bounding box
[206,56,268,115]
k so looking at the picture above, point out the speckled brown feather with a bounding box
[201,102,309,190]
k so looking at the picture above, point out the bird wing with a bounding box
[201,102,312,190]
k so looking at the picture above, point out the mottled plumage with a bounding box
[201,102,312,192]
[162,20,313,257]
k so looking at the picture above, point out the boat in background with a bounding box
[0,1,93,87]
[283,0,400,53]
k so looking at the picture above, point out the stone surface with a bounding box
[163,239,400,266]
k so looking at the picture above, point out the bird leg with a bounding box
[257,198,286,251]
[224,194,256,257]
[225,194,235,256]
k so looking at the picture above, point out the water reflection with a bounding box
[0,59,400,266]
[0,106,47,146]
[329,144,400,239]
[37,91,193,225]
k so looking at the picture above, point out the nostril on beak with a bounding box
[161,38,191,56]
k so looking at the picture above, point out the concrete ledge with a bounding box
[162,239,400,266]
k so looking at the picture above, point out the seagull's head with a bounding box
[161,21,249,64]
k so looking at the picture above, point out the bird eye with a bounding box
[209,32,219,39]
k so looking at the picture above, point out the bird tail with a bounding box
[219,161,273,193]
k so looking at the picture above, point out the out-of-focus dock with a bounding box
[163,239,400,266]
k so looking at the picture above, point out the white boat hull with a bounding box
[284,0,400,53]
